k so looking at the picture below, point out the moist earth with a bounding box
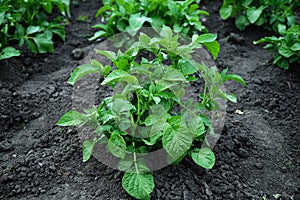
[0,0,299,200]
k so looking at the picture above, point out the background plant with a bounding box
[89,0,209,40]
[0,0,70,60]
[219,0,300,69]
[57,26,245,200]
[254,25,300,69]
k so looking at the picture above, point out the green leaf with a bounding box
[203,41,220,60]
[279,45,294,58]
[122,172,154,200]
[129,13,152,30]
[197,33,217,43]
[235,15,249,31]
[173,23,183,33]
[242,0,253,6]
[117,18,129,32]
[253,36,281,44]
[139,33,151,46]
[153,96,161,104]
[57,111,85,126]
[101,70,138,85]
[95,49,117,62]
[223,74,246,86]
[108,131,127,159]
[82,139,97,162]
[0,47,21,60]
[225,93,237,103]
[26,26,42,35]
[88,31,106,41]
[162,68,186,82]
[191,148,215,169]
[178,59,198,75]
[151,16,164,29]
[42,1,53,13]
[25,39,38,53]
[142,131,163,146]
[32,32,54,53]
[277,24,286,35]
[163,127,193,160]
[50,23,66,42]
[273,55,289,69]
[246,6,264,24]
[96,5,112,17]
[68,64,102,85]
[118,159,133,171]
[291,43,300,51]
[160,25,173,39]
[286,25,300,34]
[219,5,233,20]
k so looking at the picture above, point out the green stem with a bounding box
[136,90,141,123]
[132,141,139,173]
[201,81,208,105]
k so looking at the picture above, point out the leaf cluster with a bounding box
[220,0,299,32]
[0,0,70,60]
[57,26,245,199]
[219,0,300,69]
[89,0,209,40]
[255,25,300,69]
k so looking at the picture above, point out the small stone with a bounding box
[40,189,46,193]
[281,166,287,173]
[71,48,84,60]
[235,148,249,158]
[0,141,14,152]
[229,33,245,44]
[183,191,195,200]
[254,163,263,169]
[52,92,59,98]
[253,78,263,85]
[204,182,212,196]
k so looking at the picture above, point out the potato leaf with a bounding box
[82,139,97,162]
[57,111,85,126]
[0,47,20,60]
[220,5,233,20]
[122,172,154,200]
[191,148,215,169]
[108,131,127,159]
[68,64,102,85]
[246,6,264,24]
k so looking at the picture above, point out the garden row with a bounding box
[1,0,299,69]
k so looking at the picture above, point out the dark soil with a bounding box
[1,0,299,200]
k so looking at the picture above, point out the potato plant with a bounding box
[89,0,209,40]
[0,0,70,60]
[219,0,299,32]
[57,26,245,200]
[254,25,300,69]
[219,0,300,69]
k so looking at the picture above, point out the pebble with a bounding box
[183,190,195,200]
[71,48,84,60]
[254,162,263,169]
[229,33,245,44]
[235,148,249,158]
[0,140,14,152]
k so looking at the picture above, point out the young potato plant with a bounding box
[219,0,300,32]
[0,0,70,60]
[57,26,246,199]
[89,0,209,40]
[254,25,300,69]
